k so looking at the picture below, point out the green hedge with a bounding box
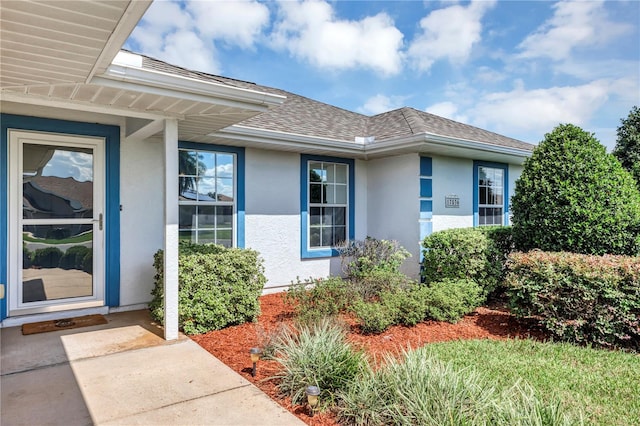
[150,242,266,335]
[506,251,640,351]
[421,227,512,295]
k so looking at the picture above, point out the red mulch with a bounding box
[191,293,548,426]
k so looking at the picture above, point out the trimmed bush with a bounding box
[424,279,483,323]
[270,318,368,408]
[421,227,503,295]
[511,123,640,256]
[339,237,410,279]
[381,286,429,327]
[284,276,350,324]
[506,251,640,351]
[349,269,414,302]
[59,245,90,270]
[31,247,63,268]
[150,241,266,334]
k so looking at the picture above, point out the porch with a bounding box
[0,310,303,425]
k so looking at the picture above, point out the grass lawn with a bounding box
[420,339,640,426]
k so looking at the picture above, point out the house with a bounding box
[0,1,534,339]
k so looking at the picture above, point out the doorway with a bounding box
[8,130,105,315]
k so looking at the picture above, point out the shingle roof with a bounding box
[137,52,534,151]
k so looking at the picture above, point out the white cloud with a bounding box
[358,94,408,115]
[468,79,613,141]
[127,0,270,74]
[189,1,269,48]
[425,102,469,123]
[518,0,632,61]
[474,66,506,84]
[407,0,497,72]
[270,0,404,75]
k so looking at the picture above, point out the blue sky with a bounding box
[125,0,639,150]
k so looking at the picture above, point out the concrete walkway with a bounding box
[1,310,304,426]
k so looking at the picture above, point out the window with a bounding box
[301,155,354,258]
[473,161,508,226]
[178,144,244,247]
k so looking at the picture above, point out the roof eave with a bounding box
[93,63,286,112]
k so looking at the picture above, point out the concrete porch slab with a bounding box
[1,310,304,426]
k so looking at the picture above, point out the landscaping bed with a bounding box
[191,292,548,426]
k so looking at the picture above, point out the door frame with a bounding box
[0,114,120,321]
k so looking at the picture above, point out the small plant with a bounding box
[339,237,410,279]
[284,277,351,324]
[337,347,576,426]
[352,300,397,334]
[270,318,368,408]
[381,286,429,327]
[424,278,483,323]
[349,269,413,302]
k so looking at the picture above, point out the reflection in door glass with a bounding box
[22,225,93,302]
[22,144,93,220]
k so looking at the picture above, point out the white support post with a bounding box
[163,118,179,340]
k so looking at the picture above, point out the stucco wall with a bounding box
[119,137,164,306]
[245,148,367,290]
[366,154,421,277]
[432,156,474,232]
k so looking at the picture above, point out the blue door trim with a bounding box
[0,114,121,319]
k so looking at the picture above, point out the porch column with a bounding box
[163,118,179,340]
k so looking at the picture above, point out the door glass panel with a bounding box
[23,144,93,220]
[22,224,93,302]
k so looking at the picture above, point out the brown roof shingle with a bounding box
[136,51,534,151]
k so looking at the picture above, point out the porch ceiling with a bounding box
[0,0,151,88]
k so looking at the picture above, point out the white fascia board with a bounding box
[216,125,366,156]
[366,133,532,158]
[96,64,286,111]
[214,126,532,160]
[86,1,153,82]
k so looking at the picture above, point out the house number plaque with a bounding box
[445,195,460,208]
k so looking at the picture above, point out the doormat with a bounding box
[22,314,108,335]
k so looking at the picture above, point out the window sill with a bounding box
[301,247,340,259]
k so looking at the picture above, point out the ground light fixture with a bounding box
[305,385,320,417]
[249,347,262,377]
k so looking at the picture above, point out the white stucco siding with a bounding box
[431,156,474,232]
[245,149,365,289]
[119,137,164,306]
[367,154,421,277]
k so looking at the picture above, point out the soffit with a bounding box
[0,0,150,88]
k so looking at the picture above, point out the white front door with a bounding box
[8,130,105,315]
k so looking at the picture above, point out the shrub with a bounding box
[284,277,351,324]
[352,300,397,334]
[31,247,63,268]
[380,286,429,327]
[349,269,414,302]
[337,347,575,426]
[421,227,502,295]
[511,123,640,256]
[506,251,640,351]
[424,279,483,323]
[339,237,410,279]
[150,241,266,334]
[270,318,368,408]
[58,245,90,270]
